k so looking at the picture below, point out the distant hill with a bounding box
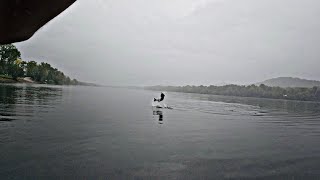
[257,77,320,88]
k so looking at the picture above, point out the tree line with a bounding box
[0,44,79,85]
[146,84,320,102]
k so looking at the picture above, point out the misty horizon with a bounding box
[14,0,320,86]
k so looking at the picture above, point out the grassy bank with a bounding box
[0,75,34,84]
[0,75,16,83]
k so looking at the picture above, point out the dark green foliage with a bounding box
[9,63,25,80]
[146,84,320,102]
[0,44,79,85]
[0,44,21,75]
[25,61,38,78]
[26,61,78,85]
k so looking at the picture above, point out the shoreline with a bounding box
[145,86,320,103]
[0,77,35,84]
[147,89,320,104]
[0,77,101,87]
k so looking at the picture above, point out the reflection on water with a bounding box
[206,94,320,114]
[153,109,164,124]
[1,87,320,179]
[171,92,320,117]
[0,84,63,121]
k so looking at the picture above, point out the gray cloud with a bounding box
[15,0,320,86]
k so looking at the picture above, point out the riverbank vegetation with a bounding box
[146,84,320,102]
[0,44,79,85]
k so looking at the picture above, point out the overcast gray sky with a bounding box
[15,0,320,86]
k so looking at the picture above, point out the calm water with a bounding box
[1,84,320,179]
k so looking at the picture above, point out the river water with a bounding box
[0,84,320,179]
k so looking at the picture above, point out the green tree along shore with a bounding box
[146,84,320,102]
[0,44,79,85]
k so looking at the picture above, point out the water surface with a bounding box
[0,84,320,179]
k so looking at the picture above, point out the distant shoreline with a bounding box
[145,84,320,102]
[0,76,100,87]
